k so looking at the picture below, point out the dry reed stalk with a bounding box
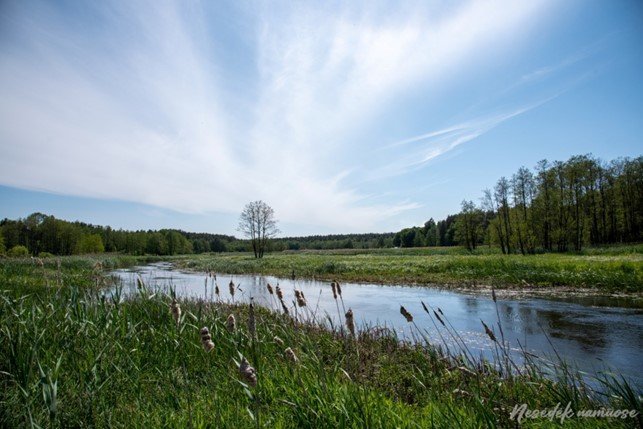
[227,314,236,333]
[238,357,257,387]
[200,327,215,352]
[400,306,413,323]
[280,299,289,316]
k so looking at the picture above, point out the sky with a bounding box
[0,0,642,237]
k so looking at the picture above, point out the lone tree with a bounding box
[238,200,279,258]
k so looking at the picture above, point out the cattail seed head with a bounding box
[229,280,235,297]
[238,357,257,387]
[215,283,220,296]
[248,300,256,338]
[274,336,284,346]
[433,310,445,327]
[331,282,338,299]
[481,320,497,342]
[335,281,342,297]
[345,308,355,336]
[276,285,283,300]
[280,299,289,315]
[200,327,214,352]
[400,306,413,323]
[284,347,299,363]
[227,314,236,333]
[170,298,181,325]
[266,283,274,295]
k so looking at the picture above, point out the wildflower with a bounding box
[274,336,284,346]
[400,306,413,323]
[481,320,497,342]
[345,308,355,336]
[170,298,181,325]
[227,314,236,333]
[200,327,214,352]
[238,357,257,387]
[284,347,299,363]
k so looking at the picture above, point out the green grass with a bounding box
[0,257,640,428]
[167,246,643,293]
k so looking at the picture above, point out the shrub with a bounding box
[7,245,29,257]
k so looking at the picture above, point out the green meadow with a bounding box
[0,255,641,428]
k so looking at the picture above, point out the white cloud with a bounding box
[0,0,554,232]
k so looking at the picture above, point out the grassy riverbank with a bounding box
[169,246,643,293]
[1,257,641,428]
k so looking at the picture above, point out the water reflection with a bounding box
[110,263,643,388]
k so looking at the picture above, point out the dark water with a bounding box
[110,262,643,388]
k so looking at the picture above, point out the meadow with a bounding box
[0,255,641,428]
[169,245,643,293]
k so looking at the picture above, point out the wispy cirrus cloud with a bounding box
[0,0,561,232]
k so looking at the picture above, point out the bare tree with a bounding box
[238,201,279,258]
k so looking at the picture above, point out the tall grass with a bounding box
[0,257,640,428]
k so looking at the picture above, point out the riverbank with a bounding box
[0,258,640,428]
[166,248,643,294]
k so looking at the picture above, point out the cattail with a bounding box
[335,281,342,297]
[491,287,497,303]
[215,283,220,297]
[170,298,181,325]
[229,280,235,297]
[433,310,445,327]
[481,320,496,342]
[280,299,289,316]
[200,327,215,352]
[275,284,283,300]
[238,357,257,387]
[274,336,284,346]
[284,347,299,363]
[248,299,256,338]
[266,283,274,295]
[421,301,429,314]
[400,306,413,323]
[345,308,355,336]
[227,314,236,333]
[295,290,307,307]
[331,282,338,299]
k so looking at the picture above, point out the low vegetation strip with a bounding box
[0,258,640,428]
[170,250,643,293]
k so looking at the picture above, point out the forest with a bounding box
[1,154,640,257]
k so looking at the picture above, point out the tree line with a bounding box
[0,213,237,256]
[393,154,642,253]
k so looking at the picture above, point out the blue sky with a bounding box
[0,0,641,236]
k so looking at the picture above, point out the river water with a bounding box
[110,262,643,388]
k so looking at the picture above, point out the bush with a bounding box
[38,251,54,258]
[7,245,29,257]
